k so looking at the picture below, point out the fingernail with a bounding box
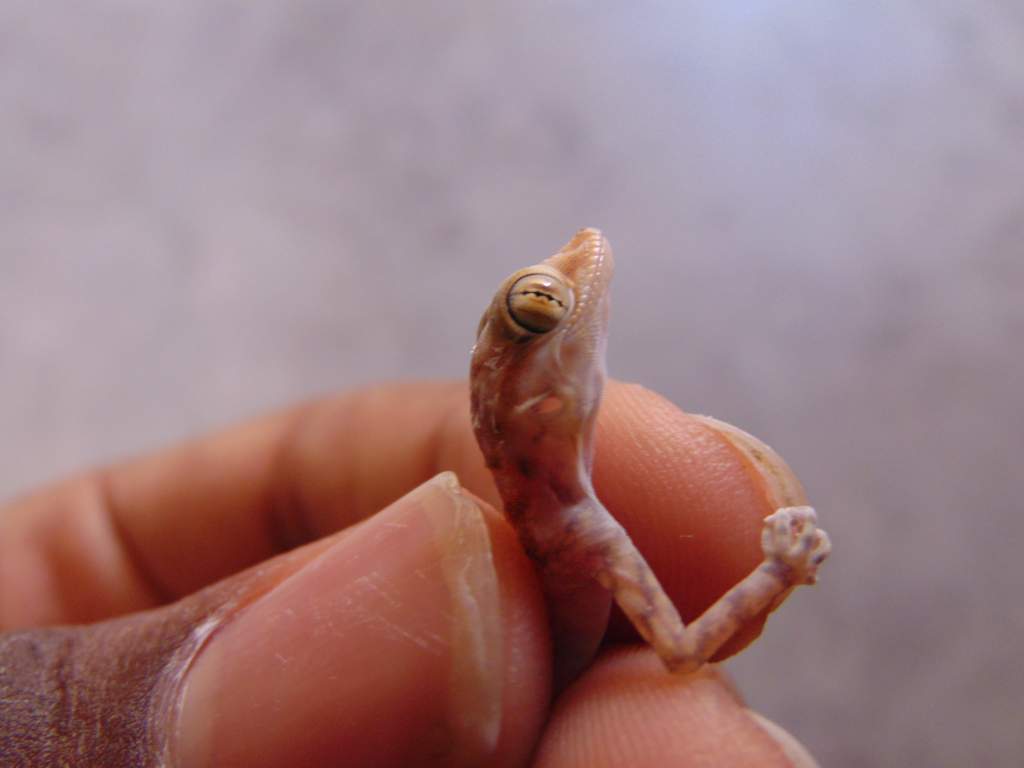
[172,472,503,768]
[746,710,820,768]
[426,472,504,758]
[692,415,808,509]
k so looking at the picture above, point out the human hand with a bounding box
[0,381,816,767]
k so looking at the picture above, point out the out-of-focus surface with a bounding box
[2,2,1021,765]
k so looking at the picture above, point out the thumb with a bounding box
[0,473,550,768]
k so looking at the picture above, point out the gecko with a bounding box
[469,227,831,677]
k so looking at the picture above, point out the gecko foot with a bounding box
[761,506,831,585]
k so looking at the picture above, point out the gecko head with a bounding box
[470,228,614,454]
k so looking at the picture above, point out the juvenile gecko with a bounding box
[469,228,831,676]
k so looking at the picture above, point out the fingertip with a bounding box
[745,711,821,768]
[174,473,549,768]
[533,646,799,768]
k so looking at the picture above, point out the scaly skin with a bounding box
[469,228,831,677]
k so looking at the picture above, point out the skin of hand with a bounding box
[0,381,818,768]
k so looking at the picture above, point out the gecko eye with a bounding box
[506,273,572,333]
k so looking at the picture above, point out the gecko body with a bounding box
[470,228,830,674]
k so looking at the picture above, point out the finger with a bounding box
[532,646,818,768]
[1,381,474,626]
[0,379,806,660]
[0,474,551,768]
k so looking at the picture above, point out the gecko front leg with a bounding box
[594,504,830,673]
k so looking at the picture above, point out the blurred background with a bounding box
[2,2,1021,765]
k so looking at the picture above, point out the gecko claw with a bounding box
[762,506,831,585]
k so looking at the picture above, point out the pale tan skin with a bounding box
[470,228,831,676]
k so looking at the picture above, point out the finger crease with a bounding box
[264,404,320,553]
[94,469,174,605]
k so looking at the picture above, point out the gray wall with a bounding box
[2,3,1021,765]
